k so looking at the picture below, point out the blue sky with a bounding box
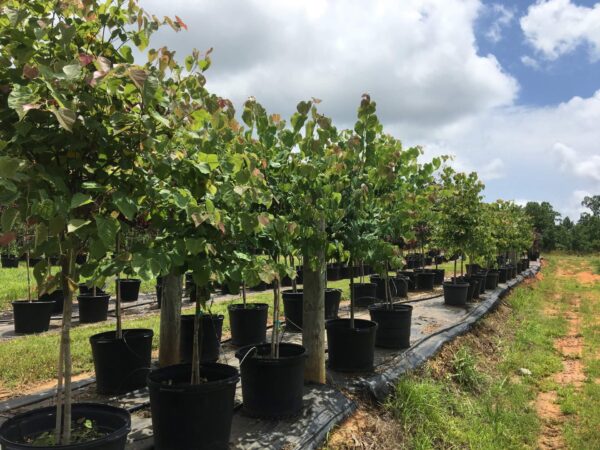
[143,0,600,220]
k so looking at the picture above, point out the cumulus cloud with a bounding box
[142,0,518,126]
[521,55,541,69]
[553,142,600,182]
[485,4,515,43]
[521,0,600,61]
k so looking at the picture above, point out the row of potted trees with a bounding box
[0,1,535,449]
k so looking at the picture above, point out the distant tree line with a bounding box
[524,195,600,252]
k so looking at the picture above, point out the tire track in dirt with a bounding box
[536,268,586,449]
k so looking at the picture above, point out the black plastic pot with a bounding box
[368,303,413,349]
[1,256,19,268]
[180,314,223,363]
[0,403,130,450]
[40,289,64,315]
[498,267,508,283]
[78,284,106,296]
[325,318,378,372]
[116,278,141,303]
[521,258,530,270]
[485,271,499,290]
[325,288,342,319]
[466,263,481,275]
[398,270,417,291]
[11,301,54,334]
[393,277,409,298]
[282,290,303,332]
[443,282,469,306]
[235,343,306,418]
[78,294,110,323]
[352,282,377,307]
[227,303,269,346]
[27,257,41,267]
[432,269,445,286]
[471,273,487,294]
[465,277,480,299]
[416,271,435,290]
[148,363,238,450]
[89,328,153,395]
[326,264,341,281]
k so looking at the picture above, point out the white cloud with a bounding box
[142,0,518,126]
[521,0,600,61]
[553,142,600,182]
[136,0,599,219]
[521,55,541,69]
[485,4,515,43]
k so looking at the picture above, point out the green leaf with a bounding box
[185,237,205,255]
[34,223,48,247]
[52,107,77,132]
[7,84,39,119]
[95,216,120,248]
[70,193,92,209]
[62,64,81,79]
[1,208,19,232]
[67,219,90,233]
[120,45,134,63]
[113,192,137,220]
[0,157,21,179]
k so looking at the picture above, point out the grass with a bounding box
[0,262,156,312]
[0,277,353,392]
[382,254,575,449]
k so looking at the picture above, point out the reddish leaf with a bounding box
[175,15,188,30]
[78,53,94,66]
[0,232,17,246]
[22,64,39,79]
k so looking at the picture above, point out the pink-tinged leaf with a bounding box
[128,69,147,90]
[22,64,39,79]
[88,70,107,87]
[175,15,188,30]
[0,232,17,246]
[96,56,112,72]
[217,222,225,234]
[23,104,40,112]
[52,107,76,132]
[78,53,94,66]
[257,214,270,227]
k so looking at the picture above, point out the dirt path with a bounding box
[536,262,587,449]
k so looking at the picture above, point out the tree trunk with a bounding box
[158,272,182,367]
[302,241,326,384]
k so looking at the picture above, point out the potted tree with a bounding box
[0,1,162,445]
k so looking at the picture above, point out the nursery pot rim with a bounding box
[147,362,239,394]
[0,402,131,449]
[227,302,269,311]
[11,300,54,306]
[325,318,378,333]
[89,328,154,344]
[368,302,413,313]
[235,342,306,365]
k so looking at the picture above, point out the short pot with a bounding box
[90,328,154,394]
[471,273,487,294]
[78,294,110,323]
[397,271,417,291]
[485,271,499,290]
[1,256,19,268]
[415,271,435,290]
[368,303,413,349]
[235,343,306,418]
[432,269,445,286]
[498,267,508,283]
[11,301,54,334]
[39,289,64,315]
[325,288,342,319]
[282,290,304,332]
[352,282,377,307]
[325,318,378,372]
[116,278,141,303]
[148,363,238,450]
[443,282,469,306]
[227,303,269,346]
[326,264,341,281]
[180,314,224,363]
[0,403,130,450]
[78,284,106,296]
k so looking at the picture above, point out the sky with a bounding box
[141,0,600,220]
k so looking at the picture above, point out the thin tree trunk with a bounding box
[54,333,64,445]
[270,278,281,358]
[158,273,182,367]
[453,259,457,284]
[349,257,355,329]
[241,281,247,307]
[26,249,31,302]
[58,248,75,444]
[290,255,297,292]
[302,242,326,384]
[115,234,122,340]
[385,261,392,309]
[191,294,201,384]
